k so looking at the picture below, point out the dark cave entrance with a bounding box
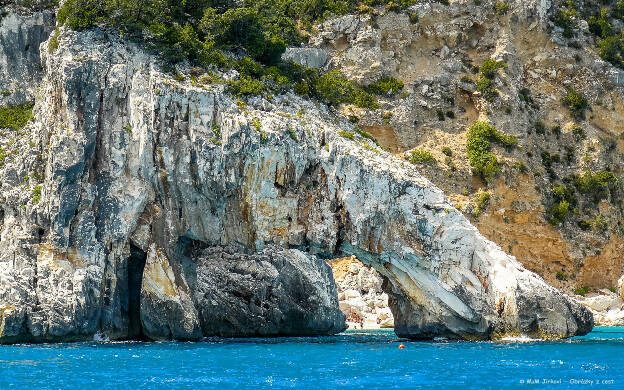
[127,244,147,339]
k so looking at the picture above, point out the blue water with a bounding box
[1,328,622,389]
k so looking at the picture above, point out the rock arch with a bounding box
[0,29,592,343]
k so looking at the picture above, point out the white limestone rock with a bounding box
[0,25,593,343]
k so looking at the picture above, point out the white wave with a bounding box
[500,334,541,342]
[93,332,110,342]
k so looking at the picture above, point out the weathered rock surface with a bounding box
[0,7,54,105]
[330,257,394,329]
[140,243,202,341]
[194,245,346,337]
[303,1,624,298]
[0,21,593,342]
[576,290,624,327]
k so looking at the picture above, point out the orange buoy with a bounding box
[398,344,405,349]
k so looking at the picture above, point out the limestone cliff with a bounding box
[0,15,594,343]
[298,0,624,296]
[0,4,54,106]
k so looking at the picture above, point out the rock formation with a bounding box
[193,245,346,337]
[575,290,624,327]
[304,1,624,296]
[0,3,596,343]
[0,5,54,106]
[330,257,394,329]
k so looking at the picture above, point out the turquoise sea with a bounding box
[0,328,622,389]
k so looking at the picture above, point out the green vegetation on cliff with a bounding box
[0,103,34,130]
[56,0,414,107]
[554,0,624,68]
[466,121,517,181]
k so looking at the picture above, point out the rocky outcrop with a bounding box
[576,290,624,327]
[298,1,624,298]
[0,6,54,106]
[0,23,593,343]
[193,245,346,337]
[330,257,394,329]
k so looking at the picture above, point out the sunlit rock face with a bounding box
[330,257,394,330]
[0,25,592,343]
[0,7,54,106]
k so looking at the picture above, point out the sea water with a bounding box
[1,327,622,389]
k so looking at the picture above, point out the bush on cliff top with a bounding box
[55,0,412,107]
[5,0,59,10]
[56,0,415,67]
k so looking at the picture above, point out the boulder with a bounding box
[193,245,346,337]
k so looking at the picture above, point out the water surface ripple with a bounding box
[1,327,622,389]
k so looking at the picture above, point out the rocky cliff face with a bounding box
[296,0,624,295]
[0,5,54,106]
[0,18,594,343]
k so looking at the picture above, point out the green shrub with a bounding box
[570,124,585,140]
[556,271,568,281]
[355,128,379,146]
[473,192,491,216]
[578,219,592,230]
[31,185,42,204]
[466,121,517,181]
[574,286,589,296]
[535,121,546,135]
[201,7,287,65]
[0,102,34,130]
[494,1,508,15]
[553,1,578,38]
[228,75,264,96]
[476,59,506,98]
[441,146,453,156]
[562,89,588,118]
[314,70,355,106]
[547,182,577,226]
[365,76,404,97]
[588,8,614,39]
[548,200,570,225]
[408,149,436,165]
[540,151,561,168]
[590,215,609,234]
[338,130,355,140]
[512,161,528,173]
[352,89,380,109]
[574,170,616,199]
[48,28,60,53]
[598,34,624,67]
[615,1,624,20]
[479,59,507,79]
[286,127,298,142]
[314,70,379,108]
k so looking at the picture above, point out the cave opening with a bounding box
[127,244,147,339]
